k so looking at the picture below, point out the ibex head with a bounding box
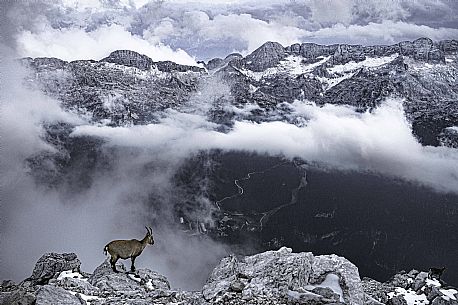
[145,226,154,245]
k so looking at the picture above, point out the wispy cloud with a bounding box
[16,23,197,64]
[71,99,458,194]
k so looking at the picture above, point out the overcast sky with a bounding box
[1,0,458,62]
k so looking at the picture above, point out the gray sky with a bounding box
[1,0,458,62]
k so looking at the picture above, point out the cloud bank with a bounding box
[72,99,458,194]
[3,0,458,61]
[16,24,197,65]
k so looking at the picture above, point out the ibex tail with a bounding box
[103,245,108,256]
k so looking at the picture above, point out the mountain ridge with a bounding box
[19,37,458,147]
[2,249,457,305]
[21,37,458,71]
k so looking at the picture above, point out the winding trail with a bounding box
[214,160,308,230]
[258,163,308,229]
[214,161,289,210]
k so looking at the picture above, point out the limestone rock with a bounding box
[203,247,364,305]
[28,253,81,285]
[245,41,287,72]
[36,285,82,305]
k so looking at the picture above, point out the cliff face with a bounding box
[1,249,457,305]
[21,38,458,147]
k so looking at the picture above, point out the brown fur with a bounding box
[104,227,154,272]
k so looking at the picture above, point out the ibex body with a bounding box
[104,227,154,272]
[428,267,446,280]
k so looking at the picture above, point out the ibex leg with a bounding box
[110,256,119,273]
[130,257,136,272]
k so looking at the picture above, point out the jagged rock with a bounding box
[88,261,139,293]
[245,41,287,72]
[412,272,428,291]
[3,252,458,305]
[87,260,172,301]
[287,289,335,304]
[56,276,100,296]
[362,277,391,304]
[387,273,411,289]
[225,53,243,61]
[387,295,407,305]
[203,247,364,305]
[432,297,458,305]
[101,50,154,70]
[364,293,385,305]
[0,288,36,305]
[363,269,458,305]
[134,269,170,291]
[206,57,224,70]
[21,38,458,147]
[229,279,245,293]
[425,285,442,301]
[312,287,342,301]
[36,285,81,305]
[155,60,204,73]
[28,253,81,285]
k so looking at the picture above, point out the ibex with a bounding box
[104,227,154,273]
[428,267,446,280]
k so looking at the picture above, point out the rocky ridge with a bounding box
[1,248,457,305]
[20,37,458,146]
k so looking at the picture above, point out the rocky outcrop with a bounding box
[36,285,82,305]
[28,252,81,285]
[363,270,458,305]
[101,50,204,73]
[244,41,287,71]
[203,247,363,304]
[2,249,457,305]
[101,50,154,70]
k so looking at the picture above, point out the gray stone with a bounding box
[424,285,442,301]
[412,272,428,291]
[313,287,341,301]
[431,296,458,305]
[36,285,82,305]
[361,277,391,304]
[387,295,407,305]
[28,253,81,285]
[229,279,245,293]
[388,273,411,289]
[244,41,287,72]
[0,289,36,305]
[203,247,364,305]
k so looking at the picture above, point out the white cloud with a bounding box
[309,0,354,26]
[161,11,307,54]
[303,20,458,45]
[16,23,198,65]
[308,0,412,26]
[71,99,458,194]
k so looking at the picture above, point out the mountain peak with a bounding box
[100,50,154,71]
[244,41,287,72]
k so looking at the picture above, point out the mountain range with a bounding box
[21,37,458,146]
[14,37,458,289]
